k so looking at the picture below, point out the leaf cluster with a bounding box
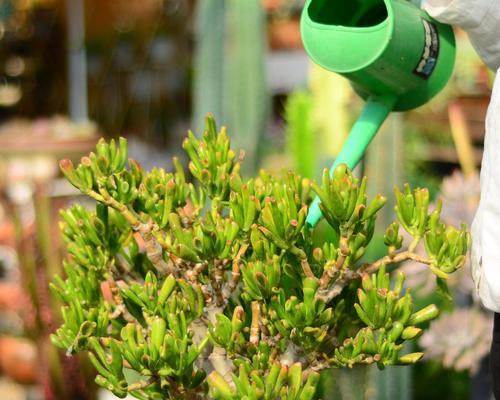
[52,115,470,399]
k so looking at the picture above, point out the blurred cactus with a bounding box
[223,0,268,172]
[53,115,469,399]
[193,0,268,172]
[193,0,226,128]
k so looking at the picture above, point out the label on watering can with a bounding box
[413,19,439,80]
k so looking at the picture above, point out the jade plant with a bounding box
[51,115,469,399]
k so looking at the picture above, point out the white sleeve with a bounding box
[471,70,500,312]
[422,0,500,70]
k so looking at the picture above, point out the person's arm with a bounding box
[470,76,500,312]
[423,0,500,312]
[423,0,500,70]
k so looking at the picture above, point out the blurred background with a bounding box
[0,0,494,399]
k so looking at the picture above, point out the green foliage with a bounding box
[285,91,316,179]
[208,362,319,400]
[53,115,470,399]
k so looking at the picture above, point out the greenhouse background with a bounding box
[0,0,494,399]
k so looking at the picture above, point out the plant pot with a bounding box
[0,221,15,247]
[268,17,303,50]
[0,283,23,313]
[0,336,38,385]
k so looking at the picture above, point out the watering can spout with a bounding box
[306,93,397,228]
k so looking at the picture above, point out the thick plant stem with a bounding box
[138,223,174,275]
[363,251,432,275]
[301,258,316,280]
[250,301,260,345]
[207,305,234,384]
[227,243,248,293]
[281,342,301,367]
[128,377,157,392]
[319,237,349,287]
[89,185,175,276]
[85,188,139,228]
[209,346,234,385]
[318,250,432,302]
[101,196,174,277]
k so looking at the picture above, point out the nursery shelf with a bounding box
[414,144,483,166]
[267,50,309,94]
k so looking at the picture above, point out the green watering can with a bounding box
[301,0,456,227]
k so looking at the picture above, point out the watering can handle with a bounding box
[306,94,398,228]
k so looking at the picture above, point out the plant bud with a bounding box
[401,326,423,340]
[398,352,424,365]
[408,304,439,325]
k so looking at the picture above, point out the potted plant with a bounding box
[265,0,304,50]
[0,336,38,385]
[52,115,469,399]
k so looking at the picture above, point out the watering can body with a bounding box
[301,0,456,111]
[301,0,456,227]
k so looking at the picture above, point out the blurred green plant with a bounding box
[285,91,316,179]
[52,115,469,399]
[194,0,268,172]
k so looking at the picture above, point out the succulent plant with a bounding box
[402,171,492,375]
[51,115,469,399]
[402,171,479,298]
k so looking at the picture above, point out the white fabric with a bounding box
[422,0,500,70]
[422,0,500,311]
[470,72,500,312]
